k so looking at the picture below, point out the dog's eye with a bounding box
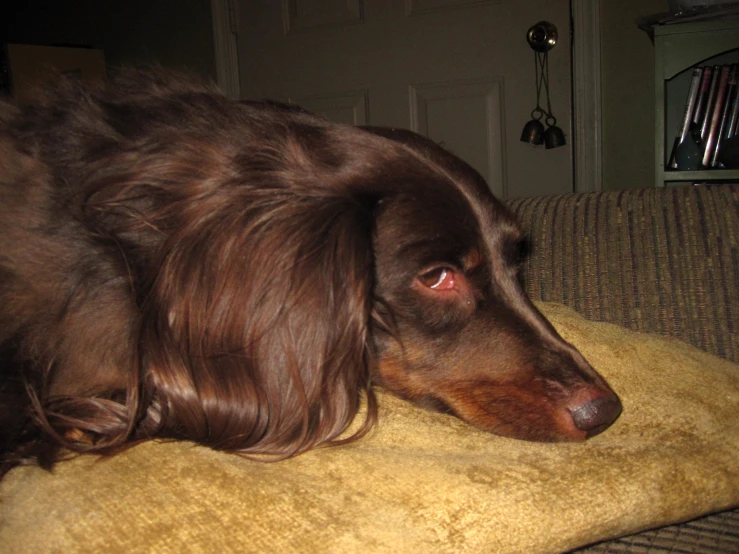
[418,267,456,290]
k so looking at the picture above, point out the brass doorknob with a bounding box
[526,21,558,52]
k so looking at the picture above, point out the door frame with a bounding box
[210,0,240,99]
[210,0,603,193]
[571,0,603,193]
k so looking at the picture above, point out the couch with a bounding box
[1,185,737,553]
[507,184,739,552]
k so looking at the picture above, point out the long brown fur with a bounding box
[0,69,621,478]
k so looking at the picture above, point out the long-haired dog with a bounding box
[0,70,621,477]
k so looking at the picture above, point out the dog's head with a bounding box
[362,128,621,441]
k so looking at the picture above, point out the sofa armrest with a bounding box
[506,185,739,364]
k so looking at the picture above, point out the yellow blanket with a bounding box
[2,303,738,553]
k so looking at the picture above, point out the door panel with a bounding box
[282,0,363,34]
[410,77,505,197]
[238,0,572,198]
[406,0,501,16]
[291,90,370,125]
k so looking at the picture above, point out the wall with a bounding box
[2,0,216,81]
[599,0,667,190]
[2,0,671,193]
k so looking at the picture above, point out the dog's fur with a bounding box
[0,70,621,477]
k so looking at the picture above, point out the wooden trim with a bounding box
[571,0,603,192]
[211,0,241,99]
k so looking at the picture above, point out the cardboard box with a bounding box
[5,43,106,101]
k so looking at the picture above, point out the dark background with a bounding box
[1,0,217,80]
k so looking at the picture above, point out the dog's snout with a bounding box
[569,396,622,438]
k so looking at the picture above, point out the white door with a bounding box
[236,0,572,198]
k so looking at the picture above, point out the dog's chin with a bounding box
[400,381,623,443]
[491,393,622,442]
[453,405,620,443]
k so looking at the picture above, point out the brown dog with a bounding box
[0,70,620,476]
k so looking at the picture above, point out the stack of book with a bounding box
[669,63,738,170]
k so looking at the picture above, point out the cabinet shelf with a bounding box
[663,169,739,183]
[651,17,739,187]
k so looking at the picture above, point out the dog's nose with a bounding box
[570,396,622,438]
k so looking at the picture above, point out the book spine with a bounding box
[700,66,721,141]
[678,68,703,143]
[711,64,737,167]
[726,65,739,139]
[669,67,703,169]
[702,65,731,167]
[692,66,714,128]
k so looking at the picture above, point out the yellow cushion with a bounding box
[2,303,739,553]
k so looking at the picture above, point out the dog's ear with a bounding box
[140,191,378,457]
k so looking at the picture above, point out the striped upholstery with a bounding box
[576,510,739,553]
[506,185,739,364]
[507,184,739,553]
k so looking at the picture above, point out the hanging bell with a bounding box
[521,119,545,145]
[520,109,545,145]
[543,116,566,149]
